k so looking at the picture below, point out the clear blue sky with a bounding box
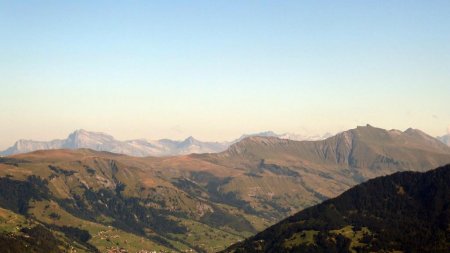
[1,1,449,148]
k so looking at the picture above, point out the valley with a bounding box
[222,164,450,252]
[0,125,450,252]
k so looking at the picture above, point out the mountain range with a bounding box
[0,129,229,157]
[222,164,450,253]
[0,125,449,252]
[3,129,448,159]
[0,130,332,157]
[438,134,450,146]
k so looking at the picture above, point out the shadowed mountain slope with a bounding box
[221,164,450,253]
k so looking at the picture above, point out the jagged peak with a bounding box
[72,128,88,134]
[67,129,115,140]
[404,127,426,135]
[70,129,109,136]
[179,136,199,146]
[239,135,283,143]
[354,124,385,131]
[254,130,278,136]
[403,128,435,139]
[236,131,279,141]
[389,129,403,134]
[185,136,196,142]
[15,139,33,144]
[225,135,287,155]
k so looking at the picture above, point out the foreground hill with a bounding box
[0,149,265,252]
[0,125,449,252]
[0,207,94,252]
[222,164,450,253]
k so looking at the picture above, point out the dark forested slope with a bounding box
[222,164,450,253]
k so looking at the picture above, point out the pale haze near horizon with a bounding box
[1,1,450,150]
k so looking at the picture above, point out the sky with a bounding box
[1,1,450,149]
